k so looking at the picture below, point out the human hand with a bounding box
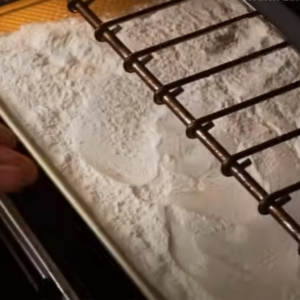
[0,123,38,193]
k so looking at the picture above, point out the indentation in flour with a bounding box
[70,75,163,186]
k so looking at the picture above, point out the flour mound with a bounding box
[71,75,162,186]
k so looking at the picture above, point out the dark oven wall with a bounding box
[245,0,300,54]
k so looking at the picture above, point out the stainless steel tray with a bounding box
[1,0,300,299]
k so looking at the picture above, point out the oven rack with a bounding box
[67,0,300,251]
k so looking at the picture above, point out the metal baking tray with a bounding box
[1,0,300,299]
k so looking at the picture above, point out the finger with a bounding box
[0,165,23,192]
[0,124,18,148]
[0,146,38,186]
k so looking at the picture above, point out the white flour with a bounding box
[1,0,300,299]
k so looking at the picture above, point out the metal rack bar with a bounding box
[158,41,288,91]
[124,11,259,72]
[233,128,300,161]
[154,41,289,104]
[67,0,300,252]
[187,81,300,128]
[96,0,187,27]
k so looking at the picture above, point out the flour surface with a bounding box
[1,1,300,299]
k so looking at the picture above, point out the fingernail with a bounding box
[0,127,18,148]
[0,146,19,163]
[7,134,18,148]
[21,177,32,187]
[21,163,38,187]
[0,165,22,192]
